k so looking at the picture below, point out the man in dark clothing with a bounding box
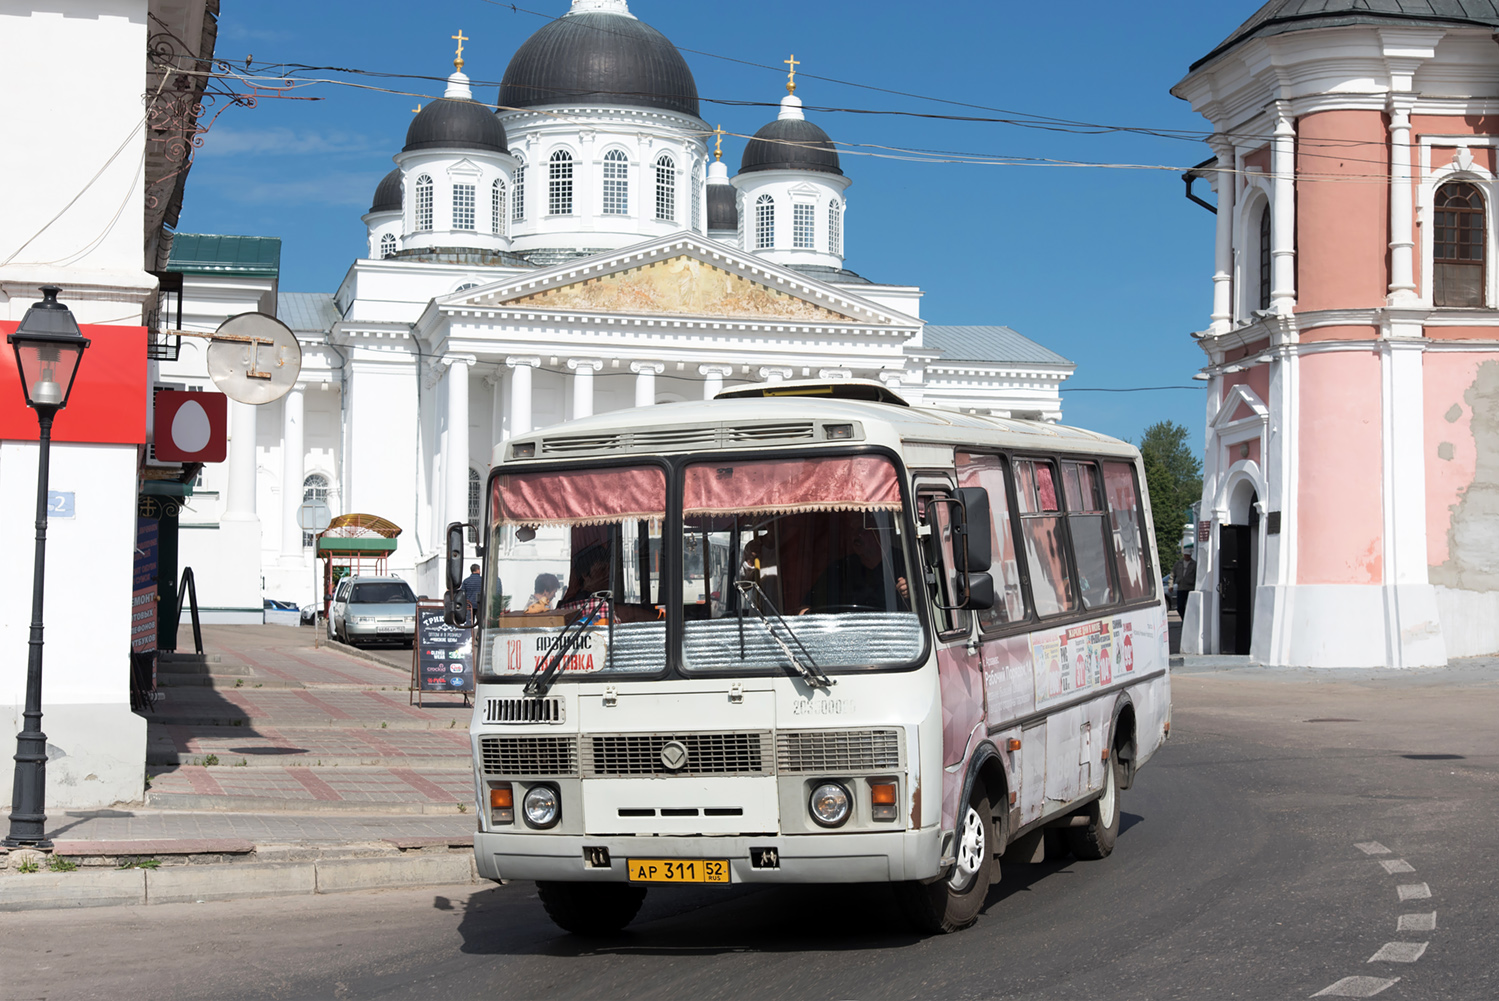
[1171,548,1196,617]
[461,563,484,618]
[801,526,909,614]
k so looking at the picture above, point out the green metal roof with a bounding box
[167,234,282,278]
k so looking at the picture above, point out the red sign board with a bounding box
[1198,521,1212,543]
[0,322,146,444]
[154,390,228,462]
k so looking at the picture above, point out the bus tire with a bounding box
[896,781,993,934]
[1066,756,1120,860]
[536,881,647,936]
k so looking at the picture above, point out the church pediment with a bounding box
[495,254,857,322]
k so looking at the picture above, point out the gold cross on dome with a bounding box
[713,124,725,161]
[784,54,799,94]
[452,29,469,71]
[412,103,423,113]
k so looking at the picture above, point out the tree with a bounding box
[1138,421,1203,578]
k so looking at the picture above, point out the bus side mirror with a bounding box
[444,589,472,628]
[955,487,992,573]
[961,571,995,611]
[445,522,466,592]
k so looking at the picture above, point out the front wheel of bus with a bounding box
[897,782,994,934]
[536,881,647,937]
[1067,756,1121,860]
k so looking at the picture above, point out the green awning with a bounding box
[317,537,398,555]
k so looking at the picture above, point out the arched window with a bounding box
[691,169,702,232]
[453,183,475,231]
[549,150,573,215]
[602,149,628,215]
[379,233,396,258]
[1435,181,1486,307]
[302,473,330,548]
[655,154,675,222]
[511,152,526,222]
[491,179,507,236]
[756,194,775,249]
[793,203,815,248]
[828,201,842,256]
[468,468,482,527]
[414,175,433,231]
[1258,203,1271,312]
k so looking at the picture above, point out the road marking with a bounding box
[1378,859,1415,874]
[1368,942,1428,963]
[1354,842,1391,855]
[1397,912,1436,932]
[1312,976,1401,997]
[1397,883,1431,901]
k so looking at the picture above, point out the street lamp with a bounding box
[3,286,89,848]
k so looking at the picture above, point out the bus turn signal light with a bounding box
[1006,738,1022,751]
[489,784,514,824]
[870,781,897,821]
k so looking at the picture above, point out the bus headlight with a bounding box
[809,782,851,828]
[523,784,560,828]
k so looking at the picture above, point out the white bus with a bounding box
[444,381,1171,935]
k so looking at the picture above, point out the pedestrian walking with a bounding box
[1171,547,1197,617]
[461,563,484,620]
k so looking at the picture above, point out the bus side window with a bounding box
[1013,459,1078,617]
[1061,460,1115,609]
[956,452,1027,628]
[920,492,970,637]
[1102,461,1154,601]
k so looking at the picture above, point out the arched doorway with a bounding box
[1218,485,1259,655]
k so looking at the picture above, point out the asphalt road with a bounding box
[5,662,1496,1001]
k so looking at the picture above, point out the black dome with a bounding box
[499,12,700,118]
[706,183,738,230]
[369,168,402,213]
[740,117,842,176]
[403,97,508,154]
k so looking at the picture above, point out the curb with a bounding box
[141,792,475,815]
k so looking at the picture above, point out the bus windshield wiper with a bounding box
[525,591,611,698]
[733,580,833,690]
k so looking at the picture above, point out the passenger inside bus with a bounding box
[799,516,909,614]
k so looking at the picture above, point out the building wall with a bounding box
[1294,110,1390,313]
[1297,350,1385,585]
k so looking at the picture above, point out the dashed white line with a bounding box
[1355,842,1391,855]
[1397,912,1437,932]
[1368,941,1428,963]
[1378,859,1415,874]
[1397,882,1431,901]
[1312,976,1401,998]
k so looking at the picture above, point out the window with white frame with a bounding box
[549,150,574,215]
[655,153,675,221]
[302,473,330,548]
[492,179,507,236]
[453,183,475,230]
[828,200,842,256]
[512,152,526,221]
[691,169,702,232]
[756,193,775,249]
[1434,181,1486,307]
[414,175,433,231]
[602,149,628,215]
[379,233,396,258]
[793,203,815,248]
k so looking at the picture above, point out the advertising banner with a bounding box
[411,602,473,706]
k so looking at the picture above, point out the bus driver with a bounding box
[800,521,909,614]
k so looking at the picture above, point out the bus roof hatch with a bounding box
[715,378,909,406]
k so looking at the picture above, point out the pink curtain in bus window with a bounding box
[1035,463,1059,511]
[493,466,666,526]
[683,456,902,517]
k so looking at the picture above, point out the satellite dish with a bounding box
[297,501,332,532]
[206,312,302,405]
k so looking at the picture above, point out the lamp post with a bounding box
[3,286,89,848]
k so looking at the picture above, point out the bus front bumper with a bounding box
[474,827,944,884]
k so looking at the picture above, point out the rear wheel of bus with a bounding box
[897,780,995,934]
[1067,755,1121,860]
[536,881,647,936]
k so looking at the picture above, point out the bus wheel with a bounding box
[1067,756,1120,860]
[536,881,647,936]
[897,781,993,934]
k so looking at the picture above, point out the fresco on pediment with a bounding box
[499,256,860,322]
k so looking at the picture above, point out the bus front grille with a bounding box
[479,736,578,776]
[584,732,773,777]
[776,729,902,773]
[483,697,564,724]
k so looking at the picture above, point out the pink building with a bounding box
[1173,1,1499,667]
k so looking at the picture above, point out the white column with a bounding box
[445,358,471,531]
[486,369,505,447]
[700,364,733,400]
[225,399,258,520]
[818,368,852,380]
[1210,139,1237,332]
[1270,103,1297,315]
[568,358,602,419]
[759,366,793,383]
[1388,98,1418,304]
[631,360,664,407]
[506,356,539,437]
[279,386,304,556]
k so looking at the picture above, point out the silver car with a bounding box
[329,576,418,647]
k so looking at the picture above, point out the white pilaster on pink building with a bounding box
[1173,5,1499,667]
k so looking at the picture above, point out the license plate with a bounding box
[376,625,404,634]
[626,858,730,884]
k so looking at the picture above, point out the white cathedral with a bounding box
[160,0,1076,616]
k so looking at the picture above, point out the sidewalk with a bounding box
[1,625,481,911]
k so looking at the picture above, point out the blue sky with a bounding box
[181,0,1259,446]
